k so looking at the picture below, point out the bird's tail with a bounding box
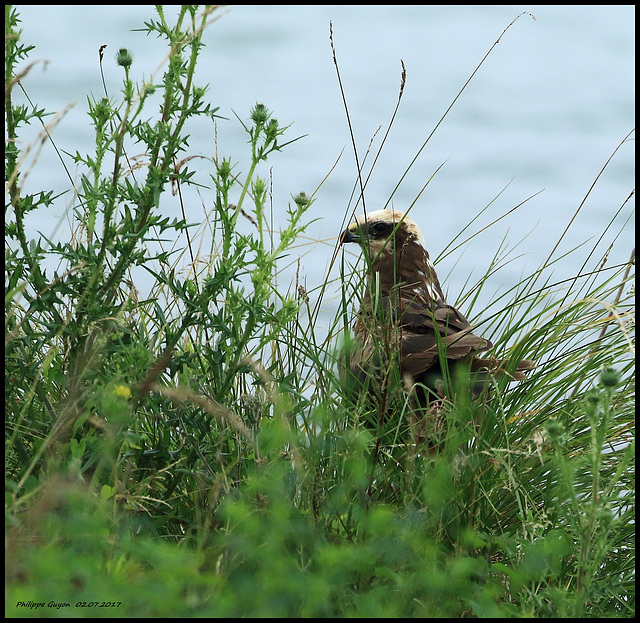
[472,355,536,381]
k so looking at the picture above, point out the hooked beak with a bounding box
[340,225,360,245]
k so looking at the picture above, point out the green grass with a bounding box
[5,5,635,617]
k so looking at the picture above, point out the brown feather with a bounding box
[341,209,534,410]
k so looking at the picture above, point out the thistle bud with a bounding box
[599,367,620,388]
[250,103,270,125]
[116,48,134,70]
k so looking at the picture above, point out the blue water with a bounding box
[11,5,635,322]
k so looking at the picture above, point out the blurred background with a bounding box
[12,5,635,320]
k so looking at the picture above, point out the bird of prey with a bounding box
[340,208,533,438]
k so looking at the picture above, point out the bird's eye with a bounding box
[371,222,390,236]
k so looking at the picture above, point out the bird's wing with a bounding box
[400,299,474,335]
[396,297,492,374]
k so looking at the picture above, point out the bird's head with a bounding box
[340,208,445,304]
[340,209,427,260]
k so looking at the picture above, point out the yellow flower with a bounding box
[114,385,132,400]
